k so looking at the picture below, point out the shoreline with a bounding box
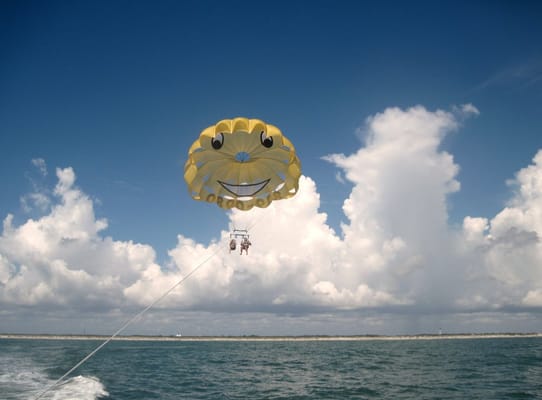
[1,333,541,342]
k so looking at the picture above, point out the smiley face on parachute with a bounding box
[184,118,301,210]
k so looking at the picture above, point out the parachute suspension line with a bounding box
[33,244,225,400]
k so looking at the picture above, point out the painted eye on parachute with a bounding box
[211,133,224,150]
[260,131,273,148]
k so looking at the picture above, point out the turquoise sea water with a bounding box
[1,337,541,399]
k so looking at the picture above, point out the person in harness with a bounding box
[240,237,252,255]
[229,238,237,253]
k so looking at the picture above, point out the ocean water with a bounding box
[1,337,541,400]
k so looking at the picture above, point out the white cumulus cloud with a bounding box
[460,150,542,307]
[0,168,159,310]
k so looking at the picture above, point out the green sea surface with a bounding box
[2,337,541,399]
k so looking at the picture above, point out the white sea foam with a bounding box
[47,376,108,400]
[0,354,108,400]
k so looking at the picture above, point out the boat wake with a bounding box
[0,354,108,400]
[40,375,108,400]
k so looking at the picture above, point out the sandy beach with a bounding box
[1,333,541,342]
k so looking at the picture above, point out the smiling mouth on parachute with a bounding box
[218,179,270,197]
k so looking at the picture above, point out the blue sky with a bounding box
[1,1,542,335]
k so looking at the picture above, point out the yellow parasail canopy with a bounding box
[184,117,301,210]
